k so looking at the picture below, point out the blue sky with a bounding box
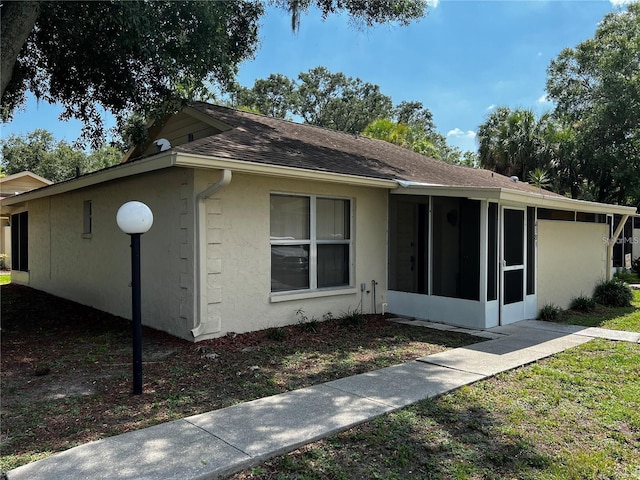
[0,0,631,153]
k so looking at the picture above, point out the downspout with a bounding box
[606,214,629,281]
[191,169,232,338]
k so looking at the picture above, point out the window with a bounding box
[270,194,351,293]
[11,211,28,272]
[83,200,92,235]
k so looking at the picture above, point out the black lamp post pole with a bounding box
[130,233,143,395]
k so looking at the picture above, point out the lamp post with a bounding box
[116,201,153,395]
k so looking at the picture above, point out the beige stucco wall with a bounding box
[24,167,193,339]
[21,166,388,341]
[537,220,608,310]
[193,170,389,339]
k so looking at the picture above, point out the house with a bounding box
[1,103,637,341]
[612,214,640,269]
[0,171,52,270]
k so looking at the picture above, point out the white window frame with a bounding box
[270,193,353,294]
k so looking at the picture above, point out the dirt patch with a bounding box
[1,283,480,471]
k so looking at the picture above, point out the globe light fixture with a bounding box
[117,201,154,395]
[116,201,154,234]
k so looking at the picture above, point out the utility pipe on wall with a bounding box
[191,169,232,338]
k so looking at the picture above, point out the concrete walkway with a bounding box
[6,320,640,480]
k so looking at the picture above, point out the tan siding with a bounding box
[537,220,608,310]
[25,168,195,340]
[193,171,388,338]
[141,112,221,156]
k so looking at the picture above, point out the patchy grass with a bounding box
[0,284,479,472]
[231,339,640,480]
[560,289,640,332]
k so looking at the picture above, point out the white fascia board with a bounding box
[392,183,637,215]
[1,152,177,206]
[174,152,399,189]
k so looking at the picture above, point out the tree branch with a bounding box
[1,1,40,100]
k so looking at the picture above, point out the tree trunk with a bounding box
[1,1,40,100]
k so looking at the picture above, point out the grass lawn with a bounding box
[231,339,640,480]
[229,290,640,479]
[2,284,639,478]
[0,273,10,285]
[560,289,640,332]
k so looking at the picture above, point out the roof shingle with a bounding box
[173,103,562,197]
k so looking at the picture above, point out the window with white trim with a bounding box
[83,200,92,235]
[270,194,351,293]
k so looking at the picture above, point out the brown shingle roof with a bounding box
[174,103,562,197]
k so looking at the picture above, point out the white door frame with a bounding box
[500,206,527,325]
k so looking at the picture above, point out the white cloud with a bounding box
[428,0,440,7]
[447,128,476,139]
[537,94,552,104]
[610,0,637,5]
[486,104,497,111]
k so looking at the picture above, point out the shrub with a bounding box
[339,308,364,327]
[631,257,640,277]
[538,304,562,322]
[266,326,288,341]
[569,295,596,313]
[614,269,637,283]
[295,309,319,333]
[592,279,633,307]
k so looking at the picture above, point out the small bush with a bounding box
[539,304,562,322]
[569,295,596,313]
[592,279,633,307]
[631,257,640,276]
[266,326,288,341]
[340,308,364,327]
[295,309,320,333]
[614,269,638,283]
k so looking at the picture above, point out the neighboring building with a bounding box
[613,215,640,269]
[0,171,53,269]
[1,103,636,341]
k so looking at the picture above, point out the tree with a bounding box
[363,109,464,165]
[1,1,428,147]
[231,74,296,119]
[528,167,551,189]
[276,0,429,31]
[546,2,640,206]
[230,66,395,134]
[295,66,393,133]
[477,107,556,181]
[0,130,122,182]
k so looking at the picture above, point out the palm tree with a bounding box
[528,167,551,188]
[478,107,554,181]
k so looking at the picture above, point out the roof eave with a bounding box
[1,152,177,207]
[174,152,399,189]
[392,183,637,215]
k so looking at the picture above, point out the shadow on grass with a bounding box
[1,284,481,471]
[241,394,552,480]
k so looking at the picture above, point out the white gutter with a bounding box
[191,169,232,339]
[607,214,631,281]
